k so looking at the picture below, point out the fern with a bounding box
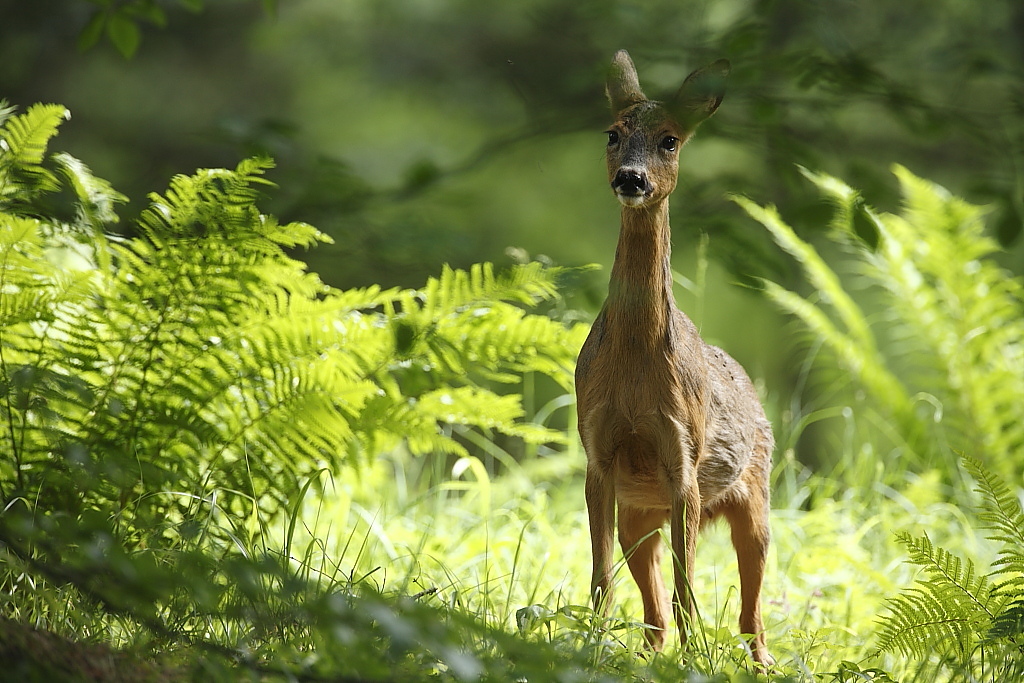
[990,600,1024,641]
[733,194,876,353]
[0,101,587,563]
[739,166,1024,481]
[0,103,69,203]
[740,167,1024,676]
[53,152,127,232]
[0,103,601,682]
[962,455,1024,641]
[734,193,926,462]
[864,169,1024,479]
[877,531,1005,658]
[876,459,1024,678]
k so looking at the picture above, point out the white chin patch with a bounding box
[616,192,649,208]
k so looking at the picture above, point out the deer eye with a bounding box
[660,135,679,152]
[606,130,619,146]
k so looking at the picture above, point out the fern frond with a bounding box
[733,195,876,352]
[761,280,913,423]
[962,455,1024,555]
[750,167,1024,480]
[0,103,69,202]
[797,166,861,221]
[386,262,583,393]
[0,217,59,326]
[414,386,560,445]
[435,303,585,391]
[960,455,1024,614]
[902,532,1001,615]
[421,261,561,317]
[360,394,470,459]
[53,152,127,229]
[0,100,16,130]
[877,531,1005,658]
[0,104,67,167]
[737,191,936,456]
[865,168,1024,477]
[877,585,973,658]
[989,599,1024,641]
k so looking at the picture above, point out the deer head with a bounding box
[605,50,729,208]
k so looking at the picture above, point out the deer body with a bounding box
[575,51,773,665]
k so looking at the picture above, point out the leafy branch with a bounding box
[78,0,279,58]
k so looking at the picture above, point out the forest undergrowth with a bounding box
[1,102,1023,681]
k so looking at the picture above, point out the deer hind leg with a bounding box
[723,484,773,666]
[618,505,671,649]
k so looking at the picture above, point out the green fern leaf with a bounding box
[750,167,1024,480]
[0,103,69,202]
[53,152,127,229]
[878,530,1007,659]
[411,385,558,444]
[989,599,1024,641]
[868,168,1024,476]
[734,195,876,352]
[960,454,1024,651]
[962,455,1024,556]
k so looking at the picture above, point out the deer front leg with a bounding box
[586,464,616,614]
[670,476,701,649]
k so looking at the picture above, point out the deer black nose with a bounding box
[612,168,650,196]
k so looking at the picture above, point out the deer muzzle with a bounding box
[612,168,653,205]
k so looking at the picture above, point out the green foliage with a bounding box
[78,0,278,58]
[744,168,1024,679]
[0,101,583,515]
[875,456,1024,680]
[878,531,1000,659]
[738,166,1024,482]
[363,260,588,459]
[15,0,1015,297]
[732,193,918,453]
[0,102,69,203]
[0,102,594,680]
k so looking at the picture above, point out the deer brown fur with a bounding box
[575,50,774,666]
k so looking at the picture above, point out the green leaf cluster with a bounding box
[875,456,1024,679]
[737,166,1024,482]
[78,1,278,58]
[0,101,588,678]
[360,260,587,460]
[0,101,583,512]
[740,169,1024,679]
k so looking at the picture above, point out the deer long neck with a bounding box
[605,200,676,347]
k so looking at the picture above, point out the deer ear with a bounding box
[606,50,647,115]
[670,59,730,129]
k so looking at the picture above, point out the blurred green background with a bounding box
[4,0,1022,467]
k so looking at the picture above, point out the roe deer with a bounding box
[575,50,773,666]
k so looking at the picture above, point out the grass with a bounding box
[1,396,998,681]
[266,408,997,681]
